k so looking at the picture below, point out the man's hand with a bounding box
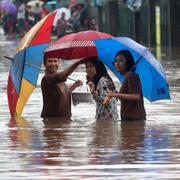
[74,80,83,88]
[68,80,83,92]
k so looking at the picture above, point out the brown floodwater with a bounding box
[0,39,180,179]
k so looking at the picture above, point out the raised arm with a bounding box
[60,60,83,80]
[43,60,84,86]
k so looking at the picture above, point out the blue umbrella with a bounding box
[94,37,170,102]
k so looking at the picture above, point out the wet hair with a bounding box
[86,57,115,90]
[43,55,47,65]
[115,50,136,72]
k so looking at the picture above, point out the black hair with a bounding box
[115,50,136,72]
[86,57,115,90]
[43,55,59,66]
[43,55,47,66]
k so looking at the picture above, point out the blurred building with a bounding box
[95,0,180,54]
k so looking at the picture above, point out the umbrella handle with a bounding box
[68,77,76,82]
[130,55,143,72]
[4,56,14,61]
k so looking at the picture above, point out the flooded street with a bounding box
[0,39,180,179]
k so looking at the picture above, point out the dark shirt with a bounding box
[120,72,146,121]
[41,72,71,118]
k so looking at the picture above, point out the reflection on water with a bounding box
[0,40,180,179]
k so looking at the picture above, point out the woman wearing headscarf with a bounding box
[85,57,118,120]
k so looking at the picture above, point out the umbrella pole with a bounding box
[135,55,143,65]
[3,56,45,71]
[4,56,14,61]
[3,56,78,82]
[25,63,44,71]
[68,77,77,82]
[130,55,143,71]
[24,64,78,82]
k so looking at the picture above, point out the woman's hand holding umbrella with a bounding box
[88,81,95,93]
[106,91,141,102]
[103,91,116,105]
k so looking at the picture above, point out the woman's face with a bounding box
[114,54,127,74]
[85,61,97,78]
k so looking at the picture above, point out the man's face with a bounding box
[45,58,60,74]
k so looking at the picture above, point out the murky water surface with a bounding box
[0,38,180,179]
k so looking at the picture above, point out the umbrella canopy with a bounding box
[53,8,71,26]
[0,0,17,15]
[7,12,57,118]
[44,30,113,59]
[27,0,44,7]
[94,37,170,102]
[27,0,44,13]
[45,1,57,11]
[46,1,57,5]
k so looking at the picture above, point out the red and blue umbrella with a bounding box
[8,12,56,118]
[94,37,170,102]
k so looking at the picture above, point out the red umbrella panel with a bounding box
[44,30,113,59]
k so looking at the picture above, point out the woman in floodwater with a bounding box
[85,57,118,121]
[106,50,146,121]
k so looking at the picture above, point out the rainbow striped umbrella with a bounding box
[7,12,56,118]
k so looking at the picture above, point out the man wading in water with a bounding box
[41,57,85,119]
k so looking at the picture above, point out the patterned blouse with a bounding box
[90,77,119,120]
